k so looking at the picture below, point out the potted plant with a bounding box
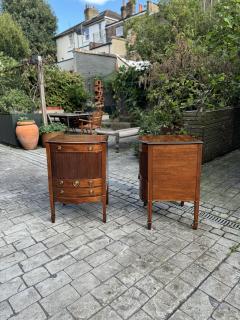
[39,123,67,147]
[138,107,203,231]
[15,116,39,150]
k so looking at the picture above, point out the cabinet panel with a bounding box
[51,144,102,153]
[54,186,102,198]
[53,178,102,188]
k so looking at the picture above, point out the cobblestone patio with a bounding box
[0,138,239,320]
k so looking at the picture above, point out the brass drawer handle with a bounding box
[89,189,94,195]
[57,145,62,151]
[59,180,64,185]
[60,189,64,194]
[88,146,93,151]
[73,180,80,188]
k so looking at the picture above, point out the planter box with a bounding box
[0,114,42,147]
[184,107,240,162]
[139,135,203,230]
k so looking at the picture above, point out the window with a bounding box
[84,28,89,41]
[116,26,123,37]
[69,34,74,48]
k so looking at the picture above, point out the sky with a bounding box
[48,0,147,34]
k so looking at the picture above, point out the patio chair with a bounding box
[79,110,103,134]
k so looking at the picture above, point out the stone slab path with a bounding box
[0,139,239,320]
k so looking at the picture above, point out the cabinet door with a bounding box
[152,144,200,201]
[50,145,102,180]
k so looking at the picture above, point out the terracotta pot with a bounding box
[41,131,64,148]
[16,120,39,150]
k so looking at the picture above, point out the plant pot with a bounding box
[16,120,39,150]
[41,131,64,148]
[139,135,203,230]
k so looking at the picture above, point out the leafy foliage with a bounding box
[0,89,34,114]
[39,123,67,135]
[0,13,30,60]
[2,0,57,57]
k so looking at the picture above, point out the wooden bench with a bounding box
[95,127,139,152]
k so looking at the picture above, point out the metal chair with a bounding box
[79,111,103,134]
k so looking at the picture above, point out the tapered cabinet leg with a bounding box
[147,200,152,230]
[102,196,107,223]
[192,201,199,230]
[180,201,184,207]
[106,185,109,205]
[50,197,55,223]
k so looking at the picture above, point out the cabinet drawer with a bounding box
[51,144,102,153]
[54,178,102,188]
[54,186,102,198]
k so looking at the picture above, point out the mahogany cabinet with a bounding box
[46,135,108,223]
[139,135,203,230]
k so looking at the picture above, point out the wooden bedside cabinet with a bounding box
[46,135,108,223]
[139,135,203,230]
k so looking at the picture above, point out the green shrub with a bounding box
[0,89,34,114]
[39,123,67,135]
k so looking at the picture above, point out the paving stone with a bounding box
[120,232,145,246]
[33,229,58,242]
[9,287,41,313]
[40,284,79,315]
[180,263,209,287]
[91,277,127,306]
[13,236,36,251]
[225,283,240,310]
[111,287,148,320]
[167,253,194,270]
[88,235,113,251]
[68,293,101,319]
[45,254,76,274]
[151,262,182,285]
[0,264,23,283]
[8,303,46,320]
[0,301,13,320]
[92,258,123,282]
[165,278,194,303]
[129,310,153,320]
[0,251,26,271]
[46,243,69,259]
[212,302,240,320]
[0,244,16,258]
[181,290,217,320]
[64,235,89,250]
[0,277,26,302]
[49,309,74,320]
[143,289,179,320]
[150,246,175,264]
[226,252,240,270]
[212,262,240,287]
[20,252,50,272]
[135,275,163,298]
[72,272,101,296]
[23,266,50,286]
[90,306,122,320]
[64,260,92,279]
[182,242,209,260]
[23,243,46,257]
[114,249,140,267]
[86,228,105,240]
[43,233,70,248]
[116,265,144,287]
[200,276,232,302]
[36,271,71,297]
[169,310,193,320]
[85,248,113,267]
[195,253,220,272]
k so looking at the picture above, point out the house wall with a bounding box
[89,37,127,56]
[56,35,74,62]
[57,58,75,72]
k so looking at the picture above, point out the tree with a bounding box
[2,0,57,57]
[0,13,30,60]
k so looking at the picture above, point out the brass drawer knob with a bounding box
[88,180,93,187]
[89,189,94,195]
[60,189,64,194]
[59,180,64,185]
[73,180,80,187]
[88,146,93,151]
[57,145,62,151]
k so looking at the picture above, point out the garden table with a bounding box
[49,112,91,130]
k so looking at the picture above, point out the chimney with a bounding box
[126,0,136,17]
[84,5,99,21]
[139,4,143,12]
[121,0,127,19]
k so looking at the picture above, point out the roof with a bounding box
[55,10,121,39]
[105,10,146,29]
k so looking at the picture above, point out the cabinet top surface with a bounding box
[139,135,203,145]
[46,134,108,144]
